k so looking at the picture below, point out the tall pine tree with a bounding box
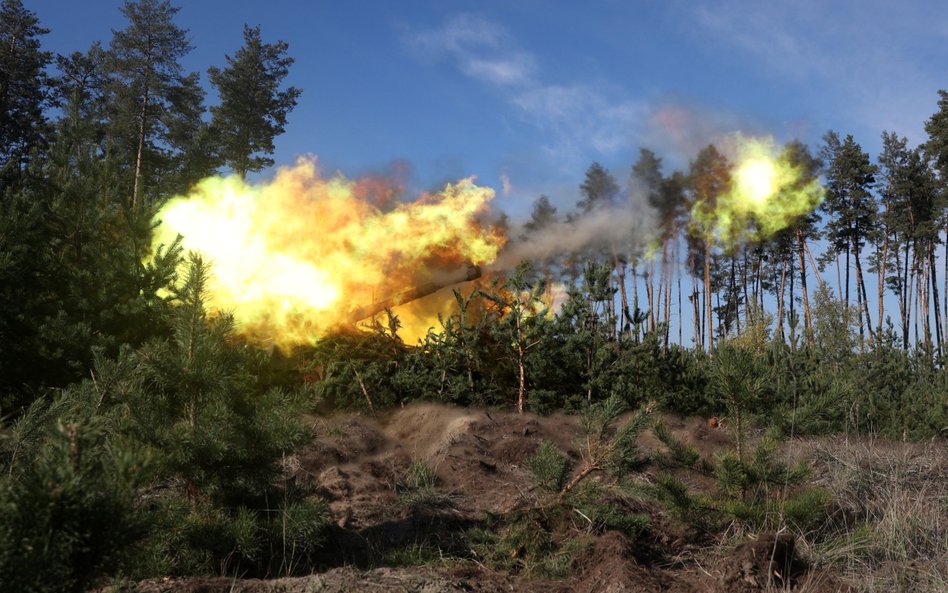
[820,132,877,348]
[0,0,51,179]
[105,0,204,207]
[208,24,301,179]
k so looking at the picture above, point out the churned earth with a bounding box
[127,402,929,593]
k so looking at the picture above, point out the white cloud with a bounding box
[407,14,646,167]
[462,55,534,86]
[408,14,535,87]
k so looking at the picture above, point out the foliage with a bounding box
[397,461,454,511]
[104,0,207,204]
[527,440,571,493]
[0,371,150,592]
[208,24,301,178]
[0,0,52,177]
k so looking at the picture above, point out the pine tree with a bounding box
[632,149,686,346]
[481,262,549,413]
[577,161,620,212]
[52,45,108,169]
[688,144,731,353]
[878,132,941,350]
[820,132,877,348]
[924,90,948,348]
[782,140,822,345]
[208,24,301,179]
[575,162,622,337]
[0,0,51,178]
[105,0,204,207]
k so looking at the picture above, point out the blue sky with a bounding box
[34,0,948,218]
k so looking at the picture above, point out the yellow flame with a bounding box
[736,158,776,206]
[692,135,824,244]
[152,158,505,349]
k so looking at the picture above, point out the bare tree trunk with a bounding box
[615,254,630,339]
[932,241,943,359]
[609,266,618,342]
[804,242,826,292]
[657,239,668,331]
[845,246,851,307]
[921,250,931,350]
[853,240,874,349]
[647,258,656,333]
[904,242,912,349]
[705,240,714,354]
[690,255,701,349]
[631,259,640,342]
[741,248,750,320]
[678,257,683,348]
[877,230,889,341]
[664,237,675,352]
[797,231,813,345]
[132,85,150,209]
[776,260,787,338]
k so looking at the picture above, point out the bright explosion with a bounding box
[152,158,505,349]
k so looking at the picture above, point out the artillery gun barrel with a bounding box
[346,265,482,323]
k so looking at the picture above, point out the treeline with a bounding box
[310,261,946,440]
[527,111,948,359]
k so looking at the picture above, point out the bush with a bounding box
[0,409,149,593]
[527,441,571,493]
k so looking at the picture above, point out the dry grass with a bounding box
[791,437,947,592]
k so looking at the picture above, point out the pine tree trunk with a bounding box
[903,242,912,349]
[691,255,701,349]
[877,229,889,340]
[632,259,640,342]
[664,238,675,353]
[730,256,740,336]
[845,245,851,307]
[132,85,150,209]
[934,241,945,358]
[678,258,683,348]
[615,254,630,339]
[705,239,714,354]
[943,227,947,352]
[646,259,655,335]
[921,250,931,350]
[853,239,874,348]
[776,260,787,339]
[657,239,668,331]
[797,231,813,345]
[741,248,750,322]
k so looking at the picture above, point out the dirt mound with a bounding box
[573,531,698,593]
[145,402,853,593]
[718,532,802,591]
[716,532,851,593]
[296,403,589,531]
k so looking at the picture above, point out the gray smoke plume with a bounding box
[489,192,657,271]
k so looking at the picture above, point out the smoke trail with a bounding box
[489,196,656,271]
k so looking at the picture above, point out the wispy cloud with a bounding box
[407,14,645,166]
[686,0,948,145]
[408,14,535,87]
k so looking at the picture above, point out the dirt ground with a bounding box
[128,403,854,593]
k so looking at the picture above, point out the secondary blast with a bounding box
[346,264,483,323]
